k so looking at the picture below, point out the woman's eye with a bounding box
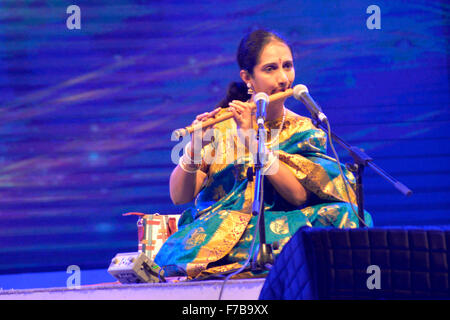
[283,63,293,69]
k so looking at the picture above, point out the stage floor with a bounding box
[0,278,265,300]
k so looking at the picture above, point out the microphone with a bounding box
[254,92,270,126]
[293,84,328,123]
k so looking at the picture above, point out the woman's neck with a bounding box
[266,101,285,121]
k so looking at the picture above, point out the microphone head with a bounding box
[253,92,270,104]
[293,84,309,100]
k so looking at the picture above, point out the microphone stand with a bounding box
[202,117,274,281]
[250,119,274,270]
[310,116,413,227]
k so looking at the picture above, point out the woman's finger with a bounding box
[229,102,245,114]
[231,100,252,107]
[196,112,210,121]
[210,107,221,116]
[231,100,254,114]
[196,108,221,122]
[231,100,247,108]
[229,106,241,120]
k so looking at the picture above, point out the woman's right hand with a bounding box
[172,109,220,205]
[188,107,221,162]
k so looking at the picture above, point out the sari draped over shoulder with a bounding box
[155,110,373,279]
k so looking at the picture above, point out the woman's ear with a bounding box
[239,70,251,84]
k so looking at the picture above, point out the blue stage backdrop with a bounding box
[0,0,448,274]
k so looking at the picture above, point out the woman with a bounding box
[155,29,373,279]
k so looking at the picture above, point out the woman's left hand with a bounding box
[228,100,256,131]
[229,100,259,154]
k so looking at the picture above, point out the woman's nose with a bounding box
[277,69,288,86]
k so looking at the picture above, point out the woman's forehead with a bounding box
[258,40,293,65]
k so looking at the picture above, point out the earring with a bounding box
[247,83,254,95]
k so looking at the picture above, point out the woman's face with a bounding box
[244,40,295,97]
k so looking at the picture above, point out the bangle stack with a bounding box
[179,142,202,174]
[179,156,200,173]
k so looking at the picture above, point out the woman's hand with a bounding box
[171,108,220,205]
[188,107,221,162]
[228,100,255,131]
[229,100,258,154]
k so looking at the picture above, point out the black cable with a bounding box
[323,119,368,227]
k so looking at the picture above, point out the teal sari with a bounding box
[155,110,373,279]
